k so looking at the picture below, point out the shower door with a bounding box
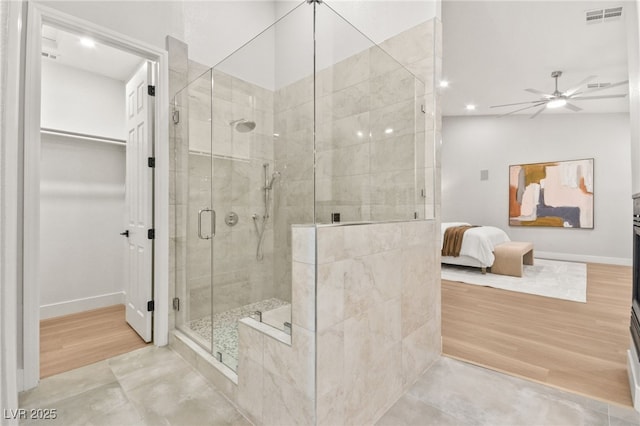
[173,69,216,358]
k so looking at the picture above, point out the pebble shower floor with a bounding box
[188,298,289,363]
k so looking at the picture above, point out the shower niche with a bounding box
[172,0,439,405]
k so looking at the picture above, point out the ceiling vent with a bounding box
[586,6,623,24]
[41,52,58,60]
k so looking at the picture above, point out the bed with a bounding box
[440,222,511,270]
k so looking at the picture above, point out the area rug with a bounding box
[441,258,587,303]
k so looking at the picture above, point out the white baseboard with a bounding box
[40,291,125,319]
[535,251,632,267]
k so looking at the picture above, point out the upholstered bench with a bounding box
[491,242,534,277]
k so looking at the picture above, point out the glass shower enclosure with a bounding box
[173,0,434,372]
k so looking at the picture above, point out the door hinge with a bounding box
[147,85,155,96]
[147,229,155,239]
[148,157,155,168]
[172,110,180,125]
[172,297,180,311]
[147,300,155,312]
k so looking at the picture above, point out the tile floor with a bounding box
[377,357,640,426]
[19,346,640,426]
[19,346,250,426]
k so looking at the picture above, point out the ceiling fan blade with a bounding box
[525,88,552,97]
[563,75,597,96]
[564,103,582,112]
[499,101,547,117]
[576,80,629,95]
[529,105,546,119]
[490,100,544,108]
[570,94,628,101]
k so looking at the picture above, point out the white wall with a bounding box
[274,0,437,89]
[442,113,632,264]
[41,60,127,139]
[42,1,438,91]
[627,0,640,196]
[39,1,184,49]
[184,1,277,83]
[327,0,437,44]
[39,135,126,318]
[40,60,126,318]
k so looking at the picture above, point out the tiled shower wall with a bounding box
[315,220,440,425]
[272,20,438,291]
[314,19,436,223]
[183,66,282,321]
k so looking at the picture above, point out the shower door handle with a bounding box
[198,208,215,240]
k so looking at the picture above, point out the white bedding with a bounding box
[441,222,511,267]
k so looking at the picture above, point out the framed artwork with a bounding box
[509,158,594,228]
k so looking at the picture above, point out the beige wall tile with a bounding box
[237,357,263,425]
[292,261,315,331]
[263,325,315,399]
[292,226,315,264]
[316,322,345,397]
[316,260,346,331]
[317,387,345,426]
[262,369,314,426]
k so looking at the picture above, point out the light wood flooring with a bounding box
[40,304,148,378]
[442,262,634,407]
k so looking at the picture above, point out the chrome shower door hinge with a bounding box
[172,297,180,311]
[172,110,180,124]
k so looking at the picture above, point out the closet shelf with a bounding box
[41,128,126,146]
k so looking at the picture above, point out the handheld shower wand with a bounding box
[253,163,280,260]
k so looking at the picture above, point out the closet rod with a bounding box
[41,128,126,146]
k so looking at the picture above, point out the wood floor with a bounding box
[442,262,634,407]
[40,304,148,378]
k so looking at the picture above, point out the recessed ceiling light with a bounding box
[384,128,394,134]
[439,80,449,88]
[465,104,476,111]
[356,131,364,138]
[80,37,96,48]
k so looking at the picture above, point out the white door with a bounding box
[124,61,154,342]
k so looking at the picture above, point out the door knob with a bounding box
[120,230,130,237]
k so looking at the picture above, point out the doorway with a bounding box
[22,3,169,390]
[37,23,152,378]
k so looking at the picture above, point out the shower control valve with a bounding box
[225,212,239,227]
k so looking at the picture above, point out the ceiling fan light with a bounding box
[547,98,567,109]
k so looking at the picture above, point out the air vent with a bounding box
[587,82,611,89]
[586,6,622,23]
[586,9,603,22]
[604,6,623,19]
[41,52,57,60]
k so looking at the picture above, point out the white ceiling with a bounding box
[42,24,143,82]
[441,1,630,117]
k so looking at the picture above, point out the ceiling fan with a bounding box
[490,70,628,118]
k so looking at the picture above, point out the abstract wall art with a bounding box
[509,159,594,228]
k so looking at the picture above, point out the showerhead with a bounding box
[230,118,256,133]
